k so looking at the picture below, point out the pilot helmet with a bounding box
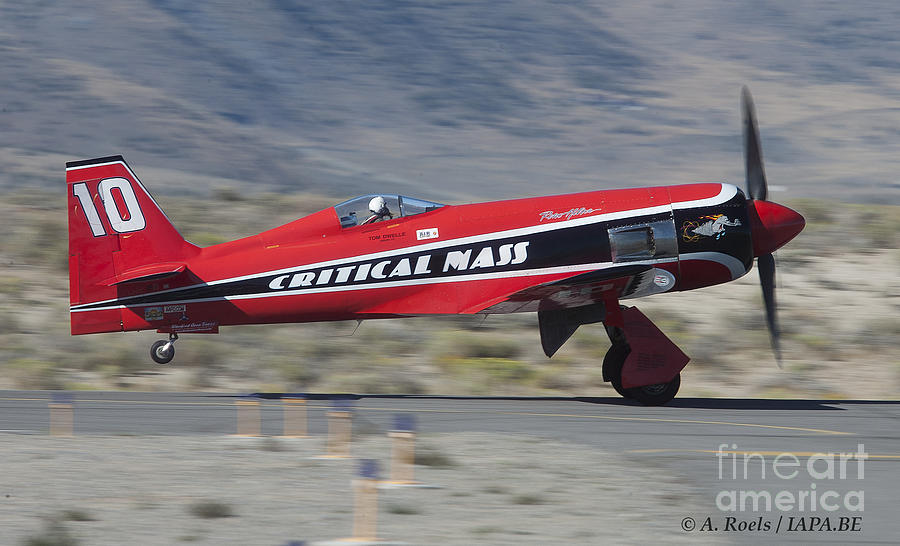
[368,196,387,214]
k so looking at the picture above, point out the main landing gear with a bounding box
[150,333,178,364]
[602,326,681,406]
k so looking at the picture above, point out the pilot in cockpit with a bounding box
[362,196,393,225]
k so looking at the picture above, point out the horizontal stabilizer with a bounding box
[103,262,187,286]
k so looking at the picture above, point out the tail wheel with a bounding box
[150,340,175,364]
[626,374,681,406]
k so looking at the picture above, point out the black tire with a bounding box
[150,340,174,364]
[626,373,681,406]
[603,343,632,398]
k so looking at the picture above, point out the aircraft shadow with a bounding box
[237,393,900,411]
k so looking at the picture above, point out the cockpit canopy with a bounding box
[334,194,445,228]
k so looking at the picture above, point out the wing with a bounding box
[355,264,676,316]
[475,264,672,314]
[476,264,676,357]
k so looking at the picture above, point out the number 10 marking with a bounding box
[73,178,146,237]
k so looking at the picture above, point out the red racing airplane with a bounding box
[66,88,804,405]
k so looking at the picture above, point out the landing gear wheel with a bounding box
[603,343,632,398]
[626,373,681,406]
[150,339,175,364]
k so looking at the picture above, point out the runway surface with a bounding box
[2,391,898,543]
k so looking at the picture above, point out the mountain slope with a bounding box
[1,1,899,203]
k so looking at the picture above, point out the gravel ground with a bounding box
[1,433,721,545]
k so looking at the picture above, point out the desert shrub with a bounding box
[355,322,426,357]
[212,187,243,202]
[6,358,61,389]
[60,509,95,522]
[789,198,835,225]
[570,330,611,359]
[438,357,535,390]
[317,370,425,394]
[269,355,318,388]
[0,308,22,333]
[23,518,80,546]
[0,275,25,297]
[432,331,521,361]
[188,500,233,519]
[415,448,456,468]
[463,337,521,359]
[387,504,421,515]
[849,205,900,249]
[644,308,695,338]
[175,339,228,368]
[532,364,578,391]
[19,217,68,271]
[471,526,502,535]
[251,192,334,219]
[299,335,358,363]
[683,334,747,368]
[853,317,900,348]
[75,345,146,376]
[188,232,231,246]
[511,493,546,505]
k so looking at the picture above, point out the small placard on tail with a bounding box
[169,321,219,334]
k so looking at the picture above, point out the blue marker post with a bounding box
[353,459,379,541]
[326,399,353,458]
[49,392,74,436]
[387,414,417,484]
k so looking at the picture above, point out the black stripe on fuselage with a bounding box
[72,211,674,311]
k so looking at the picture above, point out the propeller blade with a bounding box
[757,252,781,367]
[742,86,768,201]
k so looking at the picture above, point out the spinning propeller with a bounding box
[741,86,805,366]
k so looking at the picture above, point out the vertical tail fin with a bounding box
[67,155,198,333]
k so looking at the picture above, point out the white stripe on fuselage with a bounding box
[680,251,748,280]
[671,184,737,210]
[70,183,739,311]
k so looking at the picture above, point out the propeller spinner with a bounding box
[741,86,805,366]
